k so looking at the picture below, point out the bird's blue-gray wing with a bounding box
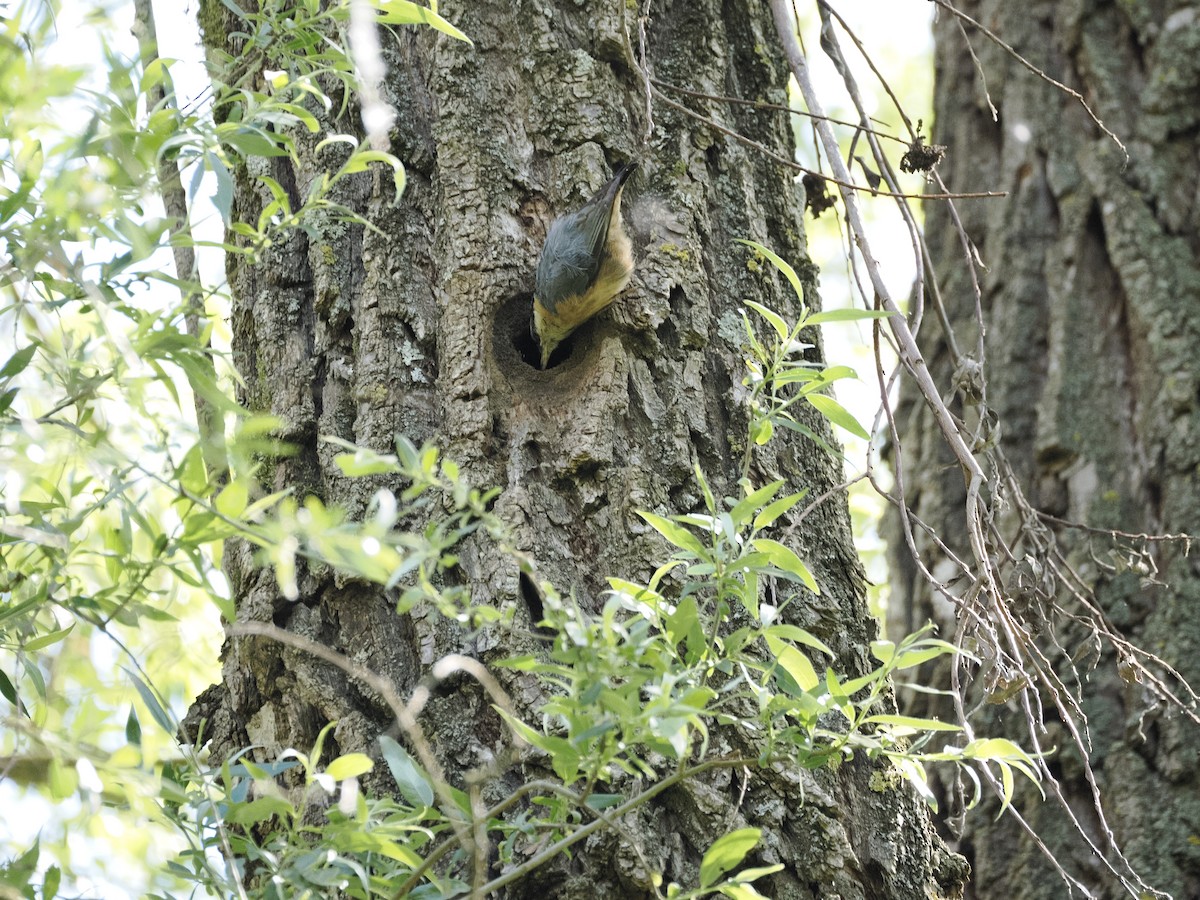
[534,203,612,312]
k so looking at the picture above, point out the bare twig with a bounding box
[473,757,755,897]
[780,5,1179,897]
[650,77,910,144]
[229,622,525,890]
[816,1,918,141]
[1034,511,1195,546]
[769,0,986,490]
[929,0,1128,162]
[650,85,1004,202]
[637,0,655,143]
[954,15,998,121]
[131,0,228,482]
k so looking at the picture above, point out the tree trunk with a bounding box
[187,1,963,896]
[889,1,1200,897]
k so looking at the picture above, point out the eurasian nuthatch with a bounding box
[532,162,636,368]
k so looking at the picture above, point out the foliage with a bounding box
[0,4,227,895]
[150,279,1037,900]
[736,239,893,466]
[0,0,413,894]
[0,1,1039,898]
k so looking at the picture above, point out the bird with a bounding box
[532,162,636,368]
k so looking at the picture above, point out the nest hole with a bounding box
[493,292,579,371]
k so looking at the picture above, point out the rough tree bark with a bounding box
[186,1,964,896]
[889,1,1200,897]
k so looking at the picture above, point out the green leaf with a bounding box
[870,639,895,665]
[47,759,77,800]
[219,124,289,158]
[809,364,858,384]
[339,149,401,176]
[963,737,1038,767]
[0,669,18,707]
[42,864,61,900]
[228,795,295,826]
[638,511,708,557]
[335,830,424,866]
[495,709,581,782]
[752,489,807,531]
[23,623,74,652]
[273,102,321,134]
[371,0,474,43]
[720,884,771,899]
[214,479,248,519]
[763,624,833,658]
[863,713,961,733]
[805,307,896,325]
[730,480,783,528]
[494,654,540,671]
[750,417,773,446]
[125,706,142,746]
[764,633,819,692]
[325,752,375,781]
[752,538,819,593]
[334,447,401,476]
[379,735,435,807]
[666,595,706,663]
[730,864,785,883]
[996,760,1015,816]
[608,577,663,610]
[125,668,175,734]
[743,299,789,341]
[0,596,39,627]
[7,838,39,886]
[891,645,956,670]
[310,721,338,773]
[771,366,821,387]
[20,654,46,700]
[0,343,38,380]
[585,793,624,810]
[176,444,210,497]
[806,393,870,440]
[656,716,695,759]
[241,760,274,782]
[737,239,803,302]
[700,828,762,889]
[823,668,854,718]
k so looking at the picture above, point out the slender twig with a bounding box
[131,0,228,482]
[816,1,917,141]
[954,15,998,121]
[928,0,1128,162]
[650,77,910,144]
[769,0,986,490]
[637,0,655,143]
[1034,510,1195,545]
[228,623,513,883]
[392,778,653,898]
[649,86,1004,202]
[472,757,755,896]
